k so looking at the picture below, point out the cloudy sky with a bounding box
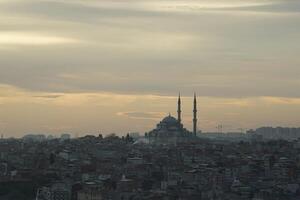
[0,0,300,137]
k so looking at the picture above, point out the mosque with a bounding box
[146,94,198,145]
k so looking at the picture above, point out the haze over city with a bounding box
[0,0,300,137]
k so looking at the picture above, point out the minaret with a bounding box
[193,93,197,136]
[177,93,181,124]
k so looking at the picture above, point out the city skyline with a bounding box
[0,0,300,137]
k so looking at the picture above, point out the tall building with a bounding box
[193,93,197,136]
[177,93,182,124]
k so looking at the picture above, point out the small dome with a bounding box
[162,115,178,124]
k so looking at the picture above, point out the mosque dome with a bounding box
[162,115,178,124]
[146,94,197,145]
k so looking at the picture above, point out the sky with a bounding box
[0,0,300,137]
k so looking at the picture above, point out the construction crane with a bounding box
[237,128,245,133]
[216,125,223,133]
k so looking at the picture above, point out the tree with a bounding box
[126,134,133,143]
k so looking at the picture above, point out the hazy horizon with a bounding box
[0,0,300,137]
